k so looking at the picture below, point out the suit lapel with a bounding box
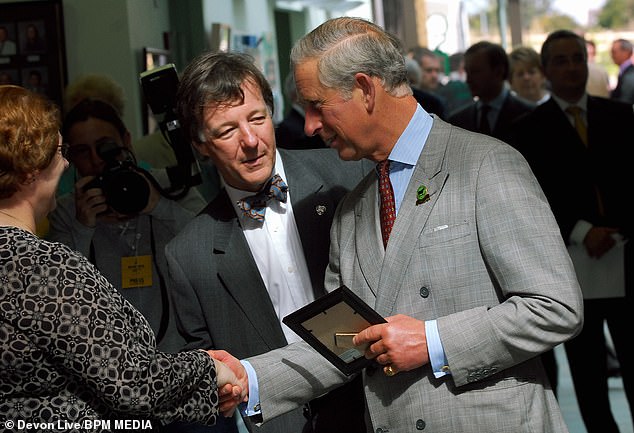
[354,173,384,297]
[280,150,333,298]
[377,118,449,314]
[211,191,288,349]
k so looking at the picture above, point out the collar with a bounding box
[478,87,508,112]
[620,59,633,75]
[550,92,588,113]
[387,104,434,168]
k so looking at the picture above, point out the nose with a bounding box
[89,147,106,173]
[239,124,259,148]
[303,106,322,138]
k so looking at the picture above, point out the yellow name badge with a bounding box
[121,255,152,288]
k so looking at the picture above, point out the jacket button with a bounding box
[416,419,426,430]
[419,287,429,298]
[376,429,384,433]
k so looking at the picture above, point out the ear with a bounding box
[353,72,376,112]
[192,140,212,158]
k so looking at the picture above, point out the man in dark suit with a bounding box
[610,38,634,105]
[448,41,533,142]
[166,51,369,433]
[512,30,634,433]
[275,73,326,150]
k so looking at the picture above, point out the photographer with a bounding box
[47,98,205,353]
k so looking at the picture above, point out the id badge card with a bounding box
[121,255,152,288]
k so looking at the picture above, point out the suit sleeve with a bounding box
[437,144,584,387]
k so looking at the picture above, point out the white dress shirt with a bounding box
[224,151,315,344]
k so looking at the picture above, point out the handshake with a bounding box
[208,350,249,417]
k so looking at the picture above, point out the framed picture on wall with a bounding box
[0,0,67,107]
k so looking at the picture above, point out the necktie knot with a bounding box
[566,105,587,145]
[237,174,288,222]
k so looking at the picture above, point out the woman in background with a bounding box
[0,85,240,430]
[508,46,550,106]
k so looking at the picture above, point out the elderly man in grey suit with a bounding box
[165,52,369,433]
[213,17,584,433]
[610,38,634,105]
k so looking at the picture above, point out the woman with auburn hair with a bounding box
[0,85,241,431]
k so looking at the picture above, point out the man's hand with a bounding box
[353,314,429,375]
[209,350,249,416]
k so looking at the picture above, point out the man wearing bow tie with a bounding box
[164,51,370,433]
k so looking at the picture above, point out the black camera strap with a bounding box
[149,216,170,345]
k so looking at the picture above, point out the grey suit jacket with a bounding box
[611,63,634,104]
[247,117,583,433]
[166,148,370,433]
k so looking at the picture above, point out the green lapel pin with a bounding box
[416,185,430,205]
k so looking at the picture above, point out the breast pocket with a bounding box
[419,221,471,248]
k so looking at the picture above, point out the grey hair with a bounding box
[290,17,410,99]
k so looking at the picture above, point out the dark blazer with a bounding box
[412,87,447,119]
[166,148,371,433]
[611,63,634,104]
[448,92,534,143]
[511,96,634,244]
[275,108,326,150]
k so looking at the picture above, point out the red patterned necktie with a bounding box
[378,159,395,248]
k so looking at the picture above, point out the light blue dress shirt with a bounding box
[384,104,449,378]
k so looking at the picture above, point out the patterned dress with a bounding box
[0,227,219,432]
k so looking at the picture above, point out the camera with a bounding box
[140,63,201,196]
[83,140,150,215]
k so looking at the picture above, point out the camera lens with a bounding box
[102,169,150,215]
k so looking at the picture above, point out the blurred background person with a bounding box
[275,72,326,150]
[0,84,239,430]
[508,46,550,106]
[448,41,534,142]
[610,38,634,104]
[512,30,634,433]
[61,73,219,202]
[586,39,611,98]
[63,73,177,175]
[408,45,445,93]
[405,56,447,119]
[436,51,472,116]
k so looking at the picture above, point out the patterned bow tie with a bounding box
[237,174,288,222]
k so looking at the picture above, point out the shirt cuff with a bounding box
[425,320,450,378]
[239,360,261,416]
